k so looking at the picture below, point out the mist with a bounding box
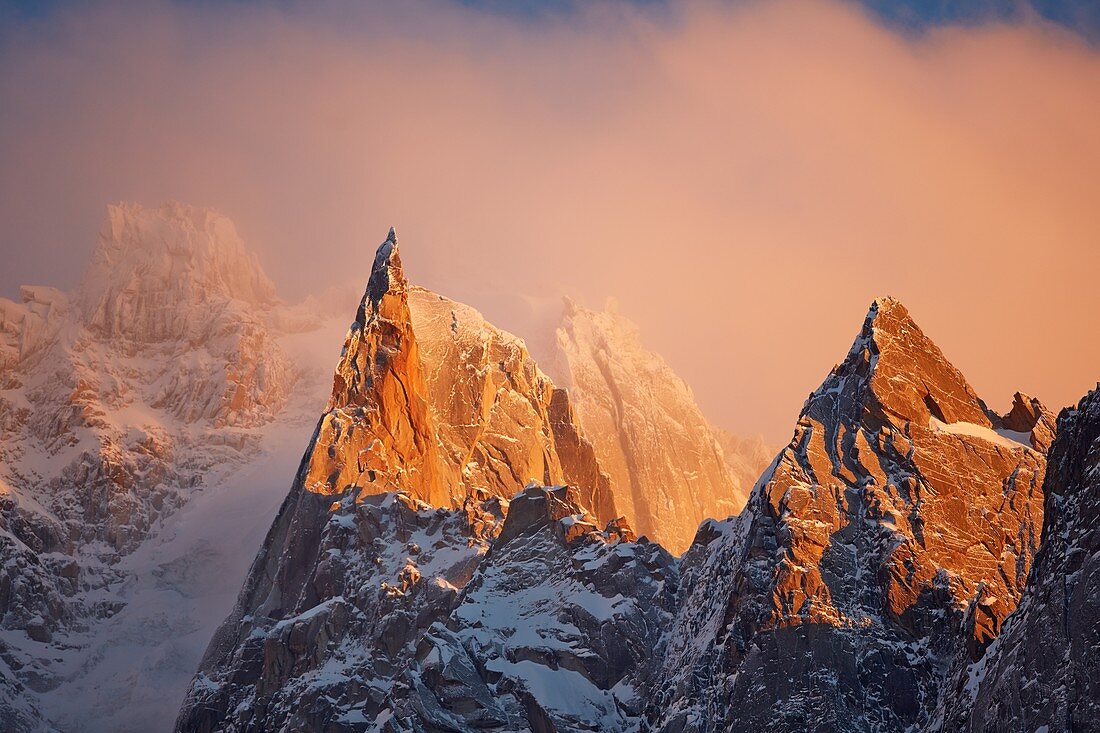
[1,0,1098,442]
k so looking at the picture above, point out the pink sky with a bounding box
[1,0,1098,442]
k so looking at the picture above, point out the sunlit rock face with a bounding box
[283,231,619,517]
[408,287,618,524]
[652,297,1051,733]
[935,386,1100,732]
[0,202,334,731]
[303,230,448,506]
[551,299,752,553]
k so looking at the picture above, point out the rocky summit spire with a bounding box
[175,231,634,731]
[313,230,446,504]
[819,295,989,430]
[360,226,402,317]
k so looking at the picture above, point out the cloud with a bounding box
[1,0,1098,442]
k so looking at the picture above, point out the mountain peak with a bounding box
[820,296,989,428]
[315,228,446,505]
[359,230,407,323]
[658,299,1048,732]
[870,294,904,311]
[864,295,917,339]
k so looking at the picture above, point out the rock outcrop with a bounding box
[175,486,507,732]
[408,287,617,523]
[652,297,1052,732]
[303,230,448,505]
[936,385,1100,732]
[386,484,676,732]
[551,299,752,553]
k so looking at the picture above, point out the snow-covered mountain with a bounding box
[173,232,685,732]
[176,234,1086,733]
[173,230,642,730]
[9,204,1091,733]
[651,297,1054,732]
[0,202,347,731]
[1,206,756,732]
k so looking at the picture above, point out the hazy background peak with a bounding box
[1,0,1098,442]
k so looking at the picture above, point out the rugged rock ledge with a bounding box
[936,385,1100,731]
[385,484,674,732]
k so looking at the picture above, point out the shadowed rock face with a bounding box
[174,483,508,732]
[653,297,1051,733]
[384,485,676,733]
[552,299,749,553]
[936,386,1100,732]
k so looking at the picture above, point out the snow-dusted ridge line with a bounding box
[928,416,1034,450]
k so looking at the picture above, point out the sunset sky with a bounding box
[1,0,1097,442]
